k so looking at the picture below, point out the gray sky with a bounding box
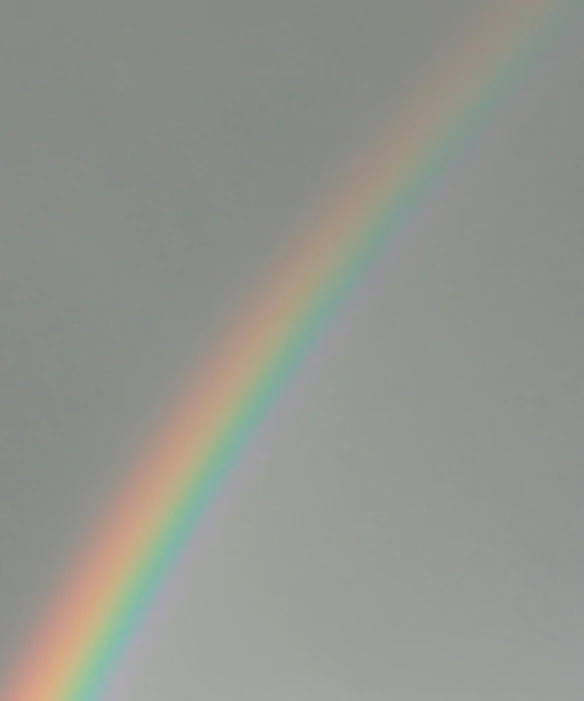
[1,1,583,699]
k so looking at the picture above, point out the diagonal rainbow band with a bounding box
[2,2,578,700]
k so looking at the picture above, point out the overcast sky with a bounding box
[1,1,583,699]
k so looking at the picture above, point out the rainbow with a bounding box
[2,2,577,700]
